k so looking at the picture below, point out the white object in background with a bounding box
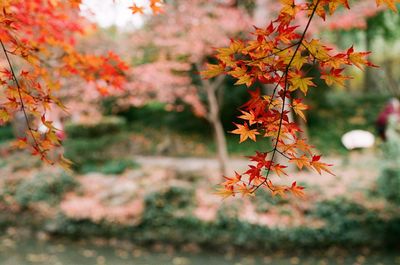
[341,130,375,150]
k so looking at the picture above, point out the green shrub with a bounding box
[80,159,139,175]
[0,125,14,142]
[307,91,390,153]
[15,172,77,207]
[64,133,131,170]
[65,116,126,138]
[377,117,400,205]
[143,186,194,219]
[64,116,131,171]
[377,167,400,204]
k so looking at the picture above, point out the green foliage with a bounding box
[65,116,126,138]
[64,133,131,171]
[14,172,76,207]
[307,91,390,153]
[377,167,400,204]
[119,102,210,134]
[143,186,194,220]
[64,116,131,171]
[377,117,400,205]
[0,125,14,142]
[80,159,139,175]
[46,189,400,251]
[312,197,397,247]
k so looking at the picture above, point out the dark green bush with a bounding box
[307,91,390,153]
[80,159,139,175]
[64,133,131,171]
[15,172,77,207]
[143,186,194,220]
[0,125,14,142]
[64,116,131,171]
[377,118,400,205]
[377,167,400,205]
[65,116,126,138]
[46,194,400,251]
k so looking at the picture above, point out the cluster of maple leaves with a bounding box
[129,0,164,15]
[0,0,398,196]
[0,0,130,169]
[201,0,397,198]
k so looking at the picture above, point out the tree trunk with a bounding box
[205,78,229,176]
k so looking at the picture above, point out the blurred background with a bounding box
[0,0,400,264]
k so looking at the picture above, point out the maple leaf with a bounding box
[222,171,242,187]
[129,4,145,14]
[149,0,164,14]
[303,39,331,61]
[12,138,28,149]
[231,123,260,143]
[238,110,256,125]
[217,39,244,57]
[289,181,305,198]
[59,155,73,173]
[234,74,253,87]
[296,139,313,154]
[201,63,225,79]
[376,0,399,11]
[236,183,255,197]
[291,99,308,121]
[291,53,308,70]
[329,0,350,15]
[310,155,334,175]
[215,186,235,199]
[0,109,10,123]
[321,68,351,87]
[244,165,261,183]
[346,46,377,69]
[270,183,288,197]
[228,67,247,79]
[289,155,310,170]
[280,0,299,17]
[272,164,288,177]
[289,72,316,95]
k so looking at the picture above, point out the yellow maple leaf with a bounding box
[231,123,260,143]
[236,184,255,197]
[238,110,257,125]
[0,109,10,123]
[234,74,253,87]
[228,67,247,79]
[215,186,235,199]
[280,0,298,17]
[289,155,310,170]
[292,99,308,121]
[200,63,225,79]
[376,0,399,12]
[291,53,308,70]
[289,72,315,95]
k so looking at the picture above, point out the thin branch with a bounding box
[251,0,321,193]
[0,39,45,157]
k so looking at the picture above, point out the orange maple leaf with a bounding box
[200,63,225,79]
[231,123,260,143]
[310,155,334,175]
[129,4,145,14]
[215,186,235,199]
[289,181,305,198]
[289,155,310,170]
[376,0,399,12]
